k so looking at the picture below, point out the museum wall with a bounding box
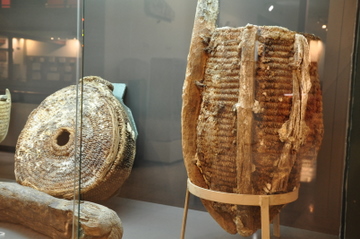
[94,0,301,164]
[342,5,360,237]
[100,0,196,163]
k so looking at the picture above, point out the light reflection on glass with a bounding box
[310,40,324,63]
[309,203,315,213]
[300,159,316,183]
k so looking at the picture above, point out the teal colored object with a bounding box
[113,83,138,140]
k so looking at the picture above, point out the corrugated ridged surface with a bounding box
[183,24,323,236]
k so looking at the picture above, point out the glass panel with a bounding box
[82,1,359,237]
[1,0,356,238]
[0,0,82,238]
[81,0,357,237]
[342,10,360,238]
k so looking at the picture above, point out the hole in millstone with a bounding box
[56,129,70,146]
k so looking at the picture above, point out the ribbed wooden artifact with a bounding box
[181,0,323,236]
[15,76,136,202]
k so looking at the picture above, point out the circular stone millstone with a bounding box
[15,76,136,202]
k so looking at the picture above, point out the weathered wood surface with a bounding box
[182,0,323,236]
[0,181,123,239]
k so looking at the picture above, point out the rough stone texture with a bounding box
[182,0,323,236]
[0,181,123,239]
[15,76,136,202]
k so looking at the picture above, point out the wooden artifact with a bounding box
[181,0,323,236]
[15,76,136,202]
[0,181,123,239]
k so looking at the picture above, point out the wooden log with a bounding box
[0,182,123,239]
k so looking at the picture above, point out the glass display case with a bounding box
[0,0,359,238]
[0,0,84,238]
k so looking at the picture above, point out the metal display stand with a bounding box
[181,178,299,239]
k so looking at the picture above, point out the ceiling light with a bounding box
[268,5,274,12]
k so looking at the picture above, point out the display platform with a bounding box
[0,197,337,239]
